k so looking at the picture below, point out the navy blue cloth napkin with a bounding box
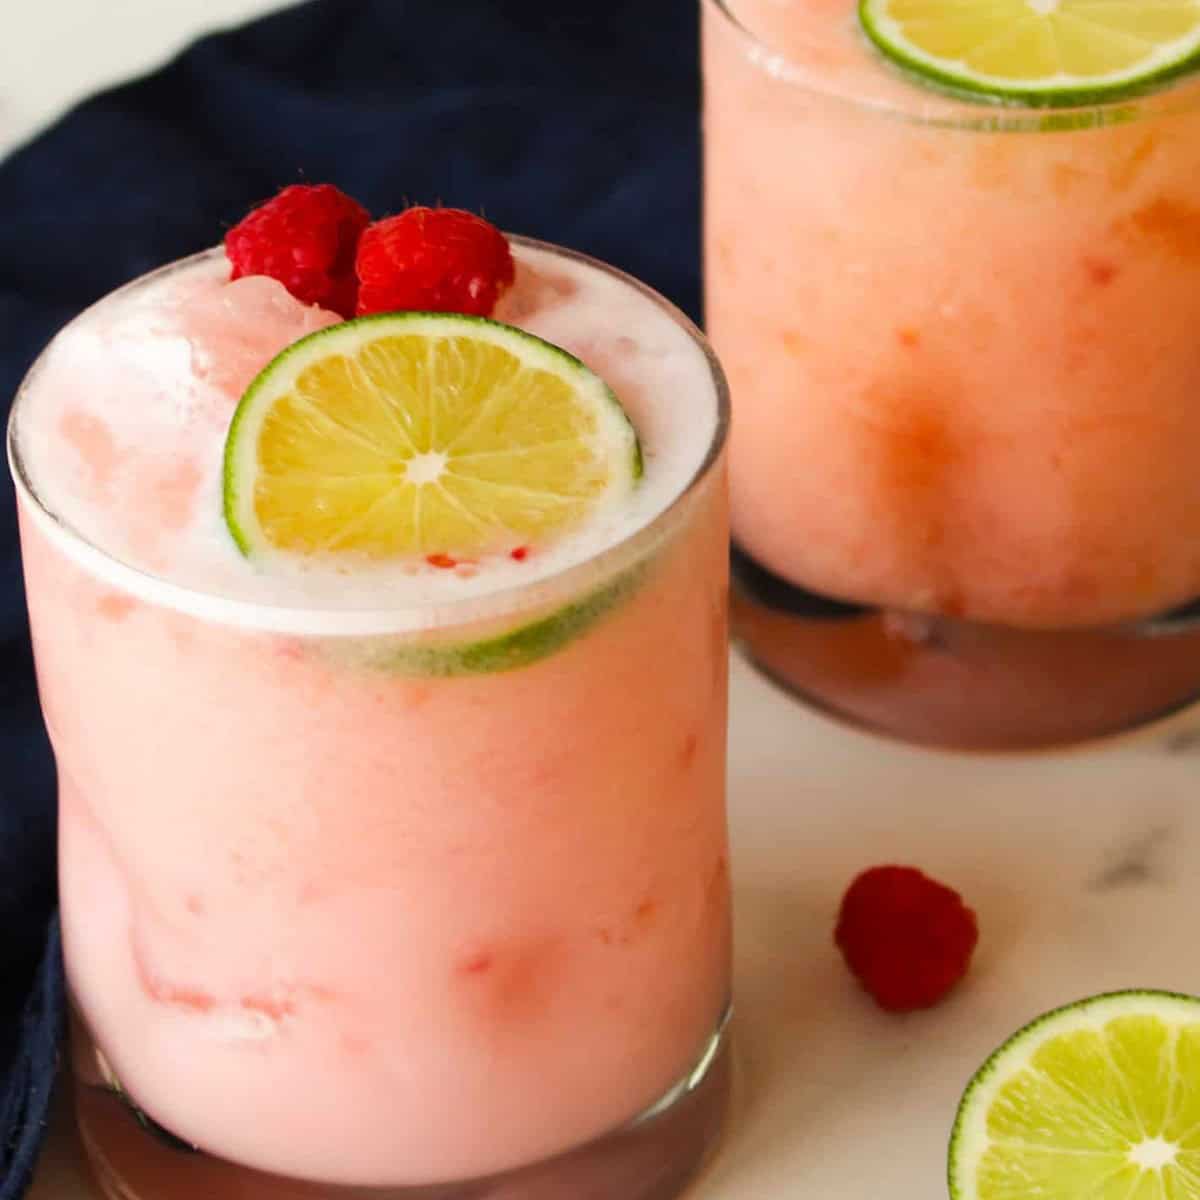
[0,0,701,1192]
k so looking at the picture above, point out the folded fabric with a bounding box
[0,0,701,1192]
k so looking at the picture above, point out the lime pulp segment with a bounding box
[859,0,1200,106]
[950,990,1200,1200]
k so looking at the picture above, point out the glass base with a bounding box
[732,546,1200,751]
[73,1011,732,1200]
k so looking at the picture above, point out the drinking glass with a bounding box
[703,0,1200,750]
[8,240,732,1200]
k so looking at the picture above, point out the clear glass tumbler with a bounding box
[703,0,1200,751]
[8,241,732,1200]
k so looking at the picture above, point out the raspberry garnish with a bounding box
[355,207,515,318]
[834,865,978,1013]
[225,184,370,319]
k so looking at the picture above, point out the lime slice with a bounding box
[950,990,1200,1200]
[859,0,1200,107]
[223,312,641,561]
[321,560,648,677]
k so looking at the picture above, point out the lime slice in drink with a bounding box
[859,0,1200,107]
[223,312,641,561]
[321,562,648,677]
[949,990,1200,1199]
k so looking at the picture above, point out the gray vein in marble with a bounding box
[1088,826,1172,893]
[1163,726,1200,754]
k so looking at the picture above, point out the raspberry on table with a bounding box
[225,184,370,319]
[834,865,978,1013]
[355,207,516,318]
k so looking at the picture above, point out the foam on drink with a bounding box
[10,241,720,630]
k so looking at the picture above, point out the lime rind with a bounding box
[394,561,644,676]
[222,310,642,559]
[318,557,649,678]
[859,0,1200,108]
[948,988,1200,1200]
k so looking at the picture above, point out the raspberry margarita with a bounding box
[704,0,1200,749]
[8,200,731,1199]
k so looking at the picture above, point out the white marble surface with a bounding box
[8,3,1200,1197]
[0,0,296,153]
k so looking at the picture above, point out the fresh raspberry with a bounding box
[355,207,515,318]
[225,184,370,319]
[834,865,978,1013]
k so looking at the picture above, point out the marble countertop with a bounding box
[9,4,1200,1196]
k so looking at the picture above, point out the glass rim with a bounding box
[702,0,1200,132]
[7,235,730,638]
